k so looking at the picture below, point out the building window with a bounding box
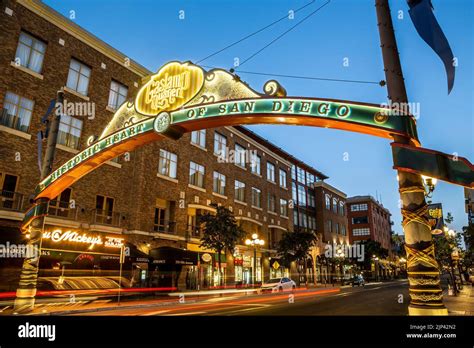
[235,144,246,168]
[235,180,245,202]
[335,223,339,234]
[280,199,288,217]
[325,194,331,210]
[308,192,315,207]
[15,32,46,73]
[352,228,370,236]
[66,59,91,96]
[214,132,227,157]
[299,212,308,228]
[352,216,369,224]
[279,169,287,188]
[332,198,338,213]
[292,182,297,202]
[191,129,206,148]
[297,167,306,184]
[95,195,114,224]
[307,173,315,185]
[291,165,296,180]
[298,185,306,206]
[341,225,346,236]
[108,80,128,110]
[1,92,34,132]
[251,187,261,208]
[308,216,316,230]
[153,207,168,232]
[213,171,226,195]
[57,114,83,149]
[0,173,19,210]
[158,149,177,179]
[339,201,345,215]
[327,220,332,233]
[351,203,368,211]
[189,161,205,188]
[250,152,261,175]
[268,194,276,212]
[267,162,275,182]
[49,188,72,217]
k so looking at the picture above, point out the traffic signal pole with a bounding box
[375,0,447,315]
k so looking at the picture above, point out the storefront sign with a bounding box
[41,229,124,256]
[135,61,204,116]
[201,253,212,263]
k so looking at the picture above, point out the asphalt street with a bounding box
[71,280,410,316]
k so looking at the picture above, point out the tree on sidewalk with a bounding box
[198,204,245,286]
[277,231,317,286]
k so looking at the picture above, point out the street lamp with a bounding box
[245,233,264,287]
[422,175,438,198]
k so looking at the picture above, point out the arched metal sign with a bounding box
[33,61,420,201]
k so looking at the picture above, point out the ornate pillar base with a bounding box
[408,305,448,316]
[13,288,37,313]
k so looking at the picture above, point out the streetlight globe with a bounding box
[259,240,264,246]
[448,229,455,237]
[245,239,251,245]
[251,233,258,240]
[254,239,260,244]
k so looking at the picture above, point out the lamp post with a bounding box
[245,233,264,288]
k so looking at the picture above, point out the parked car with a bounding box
[351,274,365,287]
[260,277,296,293]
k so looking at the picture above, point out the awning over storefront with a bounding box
[149,246,198,266]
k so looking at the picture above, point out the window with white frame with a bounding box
[267,162,275,182]
[298,185,306,206]
[57,114,83,149]
[339,201,345,215]
[158,149,177,179]
[235,180,245,202]
[291,165,296,180]
[350,203,368,211]
[191,129,206,148]
[297,167,306,184]
[1,92,34,132]
[235,144,246,167]
[108,80,128,110]
[267,193,276,212]
[251,187,261,208]
[332,198,338,213]
[279,169,287,188]
[214,132,227,157]
[325,194,331,210]
[15,32,46,73]
[213,171,226,195]
[189,161,205,188]
[280,199,288,217]
[66,59,91,96]
[352,228,370,236]
[250,152,261,175]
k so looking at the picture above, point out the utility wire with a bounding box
[201,65,383,86]
[236,0,331,69]
[196,0,316,64]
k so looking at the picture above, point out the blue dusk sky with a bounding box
[44,0,474,234]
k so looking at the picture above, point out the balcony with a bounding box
[153,220,177,234]
[0,191,24,211]
[93,209,124,227]
[48,201,78,219]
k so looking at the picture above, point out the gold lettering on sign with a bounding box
[135,62,204,116]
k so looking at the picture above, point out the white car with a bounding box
[260,277,296,293]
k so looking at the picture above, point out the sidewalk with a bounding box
[444,284,474,316]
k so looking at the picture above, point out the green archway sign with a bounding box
[17,61,474,315]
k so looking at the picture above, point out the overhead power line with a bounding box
[236,0,331,69]
[196,0,316,64]
[201,65,384,86]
